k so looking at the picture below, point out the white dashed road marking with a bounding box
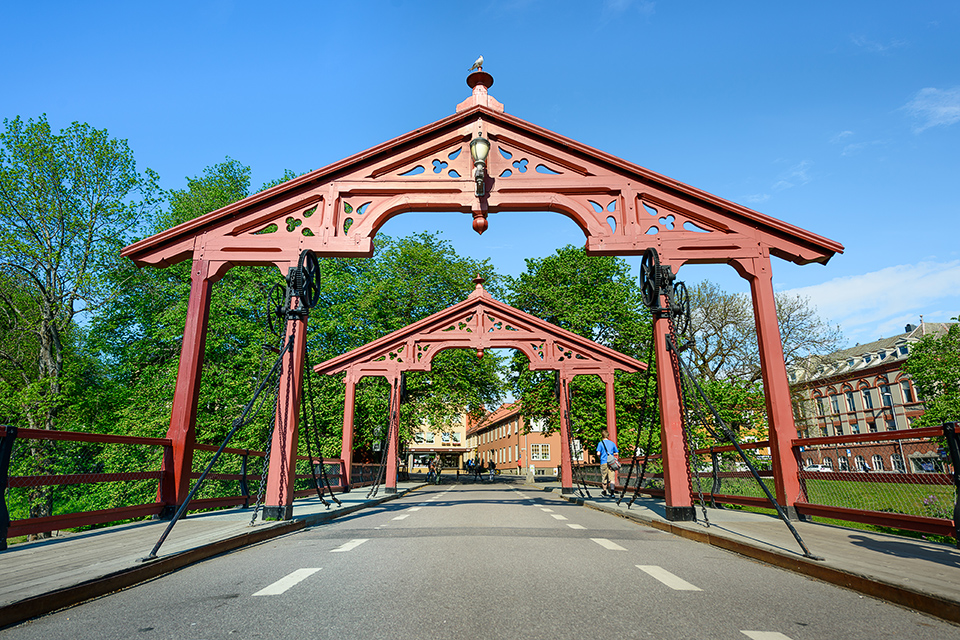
[392,514,410,520]
[409,507,422,511]
[740,632,794,640]
[550,514,568,520]
[636,565,702,591]
[591,538,626,551]
[331,539,368,553]
[567,524,586,530]
[252,568,321,596]
[540,508,554,512]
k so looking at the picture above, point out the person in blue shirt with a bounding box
[596,428,619,497]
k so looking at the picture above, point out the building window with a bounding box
[868,421,878,433]
[892,454,905,473]
[854,455,867,471]
[838,456,849,471]
[850,422,859,434]
[830,395,840,414]
[531,444,550,461]
[836,423,844,436]
[900,380,914,403]
[845,391,856,412]
[805,457,814,467]
[880,385,893,408]
[815,397,825,416]
[862,388,874,409]
[823,457,833,469]
[872,455,884,471]
[885,419,896,431]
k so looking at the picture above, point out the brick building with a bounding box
[467,402,564,476]
[788,321,952,473]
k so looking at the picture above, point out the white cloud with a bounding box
[830,130,854,143]
[743,193,770,205]
[903,86,960,132]
[782,261,960,344]
[851,35,906,54]
[841,139,886,156]
[772,160,812,191]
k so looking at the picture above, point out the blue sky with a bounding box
[3,1,959,347]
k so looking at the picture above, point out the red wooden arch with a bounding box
[122,72,842,521]
[313,279,646,493]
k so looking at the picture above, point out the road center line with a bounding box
[636,565,702,590]
[591,538,625,550]
[408,507,422,511]
[331,539,368,553]
[392,514,410,520]
[252,568,321,596]
[567,523,586,530]
[740,632,793,640]
[540,508,554,512]
[550,514,568,520]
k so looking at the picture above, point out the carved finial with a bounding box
[473,275,485,289]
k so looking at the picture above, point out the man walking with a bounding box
[597,428,619,497]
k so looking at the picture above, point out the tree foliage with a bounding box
[0,115,156,431]
[903,321,960,427]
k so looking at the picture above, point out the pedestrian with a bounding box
[434,456,443,484]
[477,460,485,482]
[489,458,496,482]
[597,428,619,496]
[426,457,435,484]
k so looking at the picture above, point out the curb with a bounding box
[0,486,418,629]
[545,487,960,626]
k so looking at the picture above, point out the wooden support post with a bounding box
[263,298,307,521]
[558,375,574,494]
[339,373,358,491]
[734,255,803,517]
[161,259,225,514]
[384,376,401,493]
[654,312,694,521]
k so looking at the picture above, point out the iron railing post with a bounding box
[0,426,17,551]
[240,451,250,508]
[940,421,960,548]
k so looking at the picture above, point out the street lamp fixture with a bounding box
[470,135,490,197]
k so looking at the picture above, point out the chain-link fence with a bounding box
[792,424,957,538]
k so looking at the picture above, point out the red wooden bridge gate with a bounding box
[121,70,842,521]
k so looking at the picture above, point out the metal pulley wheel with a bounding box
[295,249,321,310]
[671,280,691,337]
[266,282,287,336]
[640,247,660,310]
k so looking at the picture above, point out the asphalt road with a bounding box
[4,482,958,639]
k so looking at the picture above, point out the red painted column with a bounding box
[160,259,223,511]
[558,375,574,493]
[339,372,358,490]
[653,312,694,520]
[736,255,803,514]
[263,299,307,520]
[384,375,401,493]
[602,372,618,443]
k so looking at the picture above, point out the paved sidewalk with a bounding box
[0,482,423,628]
[544,483,960,625]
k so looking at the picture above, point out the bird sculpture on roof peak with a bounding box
[469,55,483,72]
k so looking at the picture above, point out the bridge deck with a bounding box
[2,479,958,627]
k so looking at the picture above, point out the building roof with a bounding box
[468,401,521,436]
[788,322,954,386]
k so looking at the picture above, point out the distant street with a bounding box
[4,482,956,640]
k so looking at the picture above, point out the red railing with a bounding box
[1,426,346,539]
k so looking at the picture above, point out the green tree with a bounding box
[0,115,157,431]
[903,320,960,426]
